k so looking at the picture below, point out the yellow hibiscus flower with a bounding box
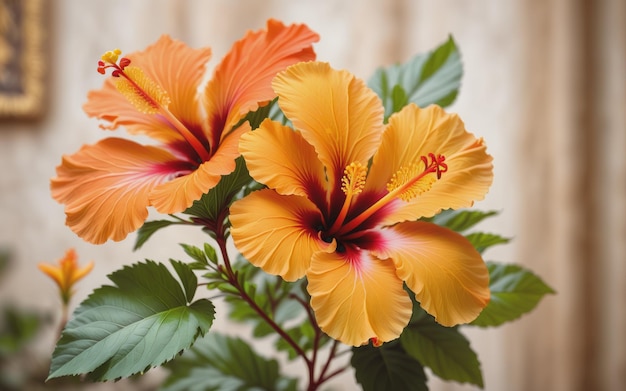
[51,20,319,244]
[230,61,494,346]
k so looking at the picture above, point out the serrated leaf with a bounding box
[184,157,252,222]
[400,317,483,387]
[170,260,198,303]
[180,244,208,265]
[48,261,215,381]
[369,36,462,120]
[471,262,555,327]
[162,333,298,391]
[465,232,511,253]
[352,341,428,391]
[203,243,218,264]
[433,209,500,232]
[134,220,179,251]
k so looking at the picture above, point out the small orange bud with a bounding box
[38,248,94,305]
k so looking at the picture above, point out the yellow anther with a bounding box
[328,162,368,234]
[341,162,367,195]
[387,160,436,202]
[101,48,122,64]
[114,66,170,114]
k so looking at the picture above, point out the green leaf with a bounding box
[268,98,291,126]
[275,321,319,360]
[170,260,198,303]
[48,261,215,381]
[471,262,555,327]
[465,232,511,253]
[162,333,298,391]
[184,157,253,222]
[400,316,483,387]
[352,341,428,391]
[390,84,409,114]
[432,209,500,232]
[369,35,462,120]
[231,98,274,131]
[203,243,218,264]
[180,244,208,266]
[134,220,180,251]
[0,306,41,356]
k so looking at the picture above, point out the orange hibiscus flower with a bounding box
[38,248,94,305]
[51,19,319,244]
[230,62,493,346]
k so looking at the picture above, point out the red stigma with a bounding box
[119,57,131,69]
[96,56,131,77]
[420,153,448,179]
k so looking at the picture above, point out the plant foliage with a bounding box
[48,261,214,381]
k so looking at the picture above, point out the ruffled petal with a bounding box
[51,138,181,244]
[230,189,331,281]
[373,221,490,326]
[148,123,250,213]
[84,35,212,144]
[240,119,327,203]
[272,62,385,189]
[307,248,412,346]
[366,104,493,224]
[203,19,319,146]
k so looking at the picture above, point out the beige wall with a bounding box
[1,1,624,390]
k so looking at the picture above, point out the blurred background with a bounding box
[0,0,624,390]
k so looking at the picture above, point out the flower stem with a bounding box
[211,209,348,391]
[213,213,312,367]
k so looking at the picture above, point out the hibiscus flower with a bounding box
[51,19,319,244]
[38,248,94,305]
[230,61,493,346]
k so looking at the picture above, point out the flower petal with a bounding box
[203,19,319,146]
[70,260,95,286]
[51,138,181,244]
[374,221,490,326]
[230,189,331,281]
[84,35,212,144]
[240,119,327,203]
[307,248,412,346]
[366,104,493,223]
[37,263,64,289]
[272,62,385,189]
[148,123,250,214]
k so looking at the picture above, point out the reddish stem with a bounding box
[213,212,312,367]
[210,209,348,391]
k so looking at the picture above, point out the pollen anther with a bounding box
[92,46,210,162]
[386,153,447,202]
[101,48,122,64]
[114,66,171,114]
[341,162,367,195]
